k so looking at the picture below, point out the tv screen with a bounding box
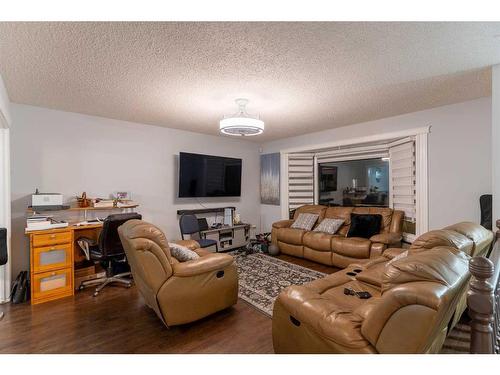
[178,152,242,197]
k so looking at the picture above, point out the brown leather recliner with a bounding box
[118,219,238,327]
[272,205,404,267]
[272,221,493,353]
[273,246,470,353]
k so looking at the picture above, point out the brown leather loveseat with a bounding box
[272,205,404,267]
[272,221,493,354]
[118,219,238,327]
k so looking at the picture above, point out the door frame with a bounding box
[0,102,11,303]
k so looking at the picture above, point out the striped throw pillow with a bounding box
[313,218,345,234]
[291,213,319,231]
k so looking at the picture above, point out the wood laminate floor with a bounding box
[0,254,338,354]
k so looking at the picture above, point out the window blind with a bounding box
[389,140,416,222]
[287,153,315,211]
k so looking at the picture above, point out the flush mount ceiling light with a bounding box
[219,98,264,136]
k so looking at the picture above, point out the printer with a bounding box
[31,190,67,211]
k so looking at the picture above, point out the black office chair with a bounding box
[179,214,218,252]
[480,194,492,230]
[77,212,141,296]
[0,228,7,321]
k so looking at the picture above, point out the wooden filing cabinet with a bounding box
[28,228,74,304]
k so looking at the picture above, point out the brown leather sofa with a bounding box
[272,205,404,267]
[272,221,493,353]
[118,219,238,327]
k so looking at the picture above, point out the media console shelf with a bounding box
[201,224,253,252]
[176,207,236,216]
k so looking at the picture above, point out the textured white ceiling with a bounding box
[0,22,499,142]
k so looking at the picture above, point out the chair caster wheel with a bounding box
[126,284,132,288]
[79,285,84,291]
[93,292,99,297]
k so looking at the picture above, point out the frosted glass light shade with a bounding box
[219,116,265,136]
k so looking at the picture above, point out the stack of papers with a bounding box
[26,215,68,232]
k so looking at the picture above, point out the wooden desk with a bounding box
[26,223,103,305]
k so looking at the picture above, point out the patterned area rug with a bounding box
[233,252,326,316]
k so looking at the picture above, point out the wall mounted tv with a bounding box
[178,152,242,197]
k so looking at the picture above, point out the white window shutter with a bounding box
[389,140,416,222]
[287,153,315,212]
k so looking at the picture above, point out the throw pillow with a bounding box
[346,214,382,239]
[291,213,319,231]
[169,242,200,262]
[313,218,344,234]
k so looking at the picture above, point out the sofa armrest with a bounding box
[370,233,402,245]
[193,248,212,257]
[382,247,408,259]
[272,219,294,229]
[172,253,234,277]
[174,239,200,250]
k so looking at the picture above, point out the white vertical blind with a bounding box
[389,140,416,222]
[287,153,315,211]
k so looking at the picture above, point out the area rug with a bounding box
[233,252,326,316]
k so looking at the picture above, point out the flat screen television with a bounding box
[178,152,242,197]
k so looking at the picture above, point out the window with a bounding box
[318,158,389,208]
[282,129,428,241]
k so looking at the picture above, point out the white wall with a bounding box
[10,104,261,279]
[260,98,492,232]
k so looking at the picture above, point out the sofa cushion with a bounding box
[325,207,354,224]
[332,236,371,259]
[410,229,474,255]
[293,205,327,222]
[314,218,344,234]
[444,222,493,257]
[382,246,469,293]
[354,262,386,288]
[278,227,307,245]
[303,231,334,251]
[291,213,319,231]
[347,214,382,239]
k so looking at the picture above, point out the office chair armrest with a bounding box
[76,236,99,261]
[174,239,200,250]
[172,253,234,277]
[77,236,98,247]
